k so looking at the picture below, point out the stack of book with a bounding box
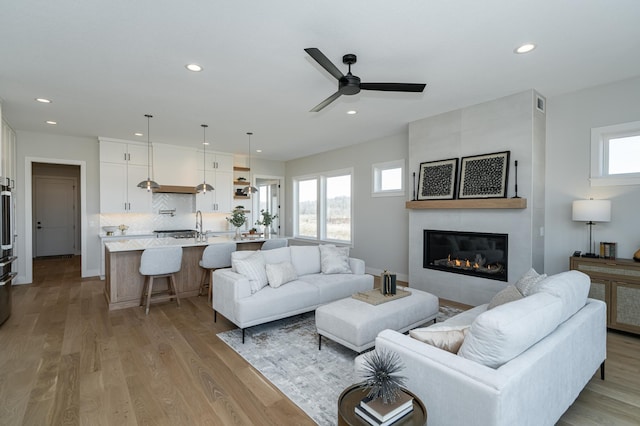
[355,391,414,425]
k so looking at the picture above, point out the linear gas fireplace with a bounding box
[424,229,508,282]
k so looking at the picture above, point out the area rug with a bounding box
[217,305,463,425]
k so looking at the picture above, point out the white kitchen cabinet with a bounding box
[154,144,199,186]
[1,117,17,188]
[195,170,232,212]
[201,152,233,172]
[99,138,152,213]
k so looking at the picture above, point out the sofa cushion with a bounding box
[457,292,563,368]
[266,261,298,288]
[529,270,590,323]
[409,324,470,353]
[261,246,291,265]
[290,246,321,276]
[487,285,523,309]
[233,252,268,293]
[514,268,547,296]
[319,244,352,274]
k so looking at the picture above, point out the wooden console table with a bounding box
[570,256,640,335]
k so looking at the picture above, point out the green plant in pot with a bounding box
[226,206,247,239]
[255,209,278,237]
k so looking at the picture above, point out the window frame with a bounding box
[293,168,353,244]
[371,159,405,197]
[591,121,640,186]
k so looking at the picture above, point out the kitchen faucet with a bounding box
[195,210,203,241]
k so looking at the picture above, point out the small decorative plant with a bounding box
[226,206,247,228]
[255,209,278,227]
[359,349,406,404]
[249,227,257,234]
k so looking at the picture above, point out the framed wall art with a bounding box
[416,158,459,200]
[458,151,510,199]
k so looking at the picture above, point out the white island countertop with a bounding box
[104,235,270,252]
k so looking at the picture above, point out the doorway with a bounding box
[32,163,80,259]
[255,177,282,237]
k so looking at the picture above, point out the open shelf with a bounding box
[406,198,527,210]
[233,166,250,172]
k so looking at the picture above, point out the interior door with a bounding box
[34,177,76,257]
[256,178,281,236]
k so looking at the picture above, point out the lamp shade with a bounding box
[572,199,611,222]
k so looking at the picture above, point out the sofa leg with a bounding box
[242,328,245,344]
[214,310,217,323]
[600,361,605,380]
[318,335,322,350]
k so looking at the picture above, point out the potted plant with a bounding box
[249,227,257,235]
[255,209,278,238]
[226,206,247,239]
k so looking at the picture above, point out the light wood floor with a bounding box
[1,257,639,425]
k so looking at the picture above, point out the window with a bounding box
[372,159,405,197]
[294,169,352,243]
[591,121,640,186]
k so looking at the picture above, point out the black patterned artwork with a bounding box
[458,151,510,199]
[417,158,458,200]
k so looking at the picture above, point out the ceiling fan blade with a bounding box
[360,82,426,92]
[310,91,342,112]
[305,48,344,80]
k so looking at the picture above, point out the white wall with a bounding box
[545,75,640,274]
[285,132,410,280]
[15,131,101,282]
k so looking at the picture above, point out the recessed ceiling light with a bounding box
[347,110,357,115]
[185,63,203,72]
[256,149,262,153]
[35,98,52,103]
[202,142,209,146]
[134,132,143,137]
[45,120,57,125]
[514,43,536,54]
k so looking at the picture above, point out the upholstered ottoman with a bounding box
[315,287,439,352]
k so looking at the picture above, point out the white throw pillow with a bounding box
[290,246,322,276]
[319,244,352,274]
[514,268,547,296]
[409,324,470,353]
[233,252,268,293]
[487,285,523,309]
[230,250,257,272]
[265,261,298,288]
[261,246,291,265]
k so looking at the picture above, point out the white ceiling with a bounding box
[1,0,640,161]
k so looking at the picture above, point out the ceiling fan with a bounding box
[305,47,426,112]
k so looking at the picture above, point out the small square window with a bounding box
[372,160,405,197]
[591,121,640,186]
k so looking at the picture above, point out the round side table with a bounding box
[337,384,427,425]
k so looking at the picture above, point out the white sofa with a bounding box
[356,270,607,426]
[213,245,374,341]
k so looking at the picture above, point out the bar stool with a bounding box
[261,238,288,250]
[139,246,183,315]
[199,242,236,304]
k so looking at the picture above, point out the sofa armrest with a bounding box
[212,269,252,326]
[349,257,365,275]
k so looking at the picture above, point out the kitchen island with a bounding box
[104,236,266,311]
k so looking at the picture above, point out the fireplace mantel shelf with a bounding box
[406,198,527,210]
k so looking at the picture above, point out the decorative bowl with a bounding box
[102,226,119,235]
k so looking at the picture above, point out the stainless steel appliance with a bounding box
[153,229,197,239]
[0,184,17,326]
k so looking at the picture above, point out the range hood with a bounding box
[152,185,197,194]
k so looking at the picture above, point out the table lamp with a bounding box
[572,199,611,257]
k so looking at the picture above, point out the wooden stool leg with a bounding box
[140,276,148,307]
[169,274,181,308]
[208,268,215,306]
[145,276,154,315]
[198,268,208,296]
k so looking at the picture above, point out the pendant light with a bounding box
[242,131,258,195]
[137,114,160,191]
[195,124,214,193]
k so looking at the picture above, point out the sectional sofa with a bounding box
[356,270,606,426]
[213,244,374,341]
